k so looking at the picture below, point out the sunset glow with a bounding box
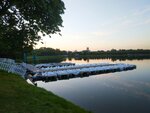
[36,0,150,51]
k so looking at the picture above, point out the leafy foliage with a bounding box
[0,0,65,58]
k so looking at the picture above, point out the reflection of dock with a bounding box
[31,63,136,82]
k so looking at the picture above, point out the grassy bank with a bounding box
[0,70,89,113]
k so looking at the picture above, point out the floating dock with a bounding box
[31,63,136,82]
[35,63,75,68]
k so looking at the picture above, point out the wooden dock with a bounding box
[31,63,136,82]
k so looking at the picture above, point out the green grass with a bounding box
[0,70,90,113]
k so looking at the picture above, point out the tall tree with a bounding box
[0,0,65,58]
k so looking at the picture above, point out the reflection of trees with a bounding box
[68,55,150,62]
[28,55,150,64]
[87,59,89,63]
[28,48,150,63]
[68,58,72,61]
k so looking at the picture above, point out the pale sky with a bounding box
[37,0,150,51]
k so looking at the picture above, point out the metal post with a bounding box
[33,51,36,65]
[23,52,27,63]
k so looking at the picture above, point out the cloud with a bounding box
[133,18,150,27]
[143,19,150,24]
[114,5,150,29]
[118,12,150,28]
[120,20,133,27]
[91,31,117,37]
[133,6,150,16]
[92,31,110,37]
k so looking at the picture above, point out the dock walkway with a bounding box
[0,58,136,83]
[32,63,136,82]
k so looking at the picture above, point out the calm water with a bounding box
[37,59,150,113]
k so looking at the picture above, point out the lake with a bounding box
[37,58,150,113]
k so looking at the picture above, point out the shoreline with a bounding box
[0,70,90,113]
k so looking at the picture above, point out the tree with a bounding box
[0,0,65,58]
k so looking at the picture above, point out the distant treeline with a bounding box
[27,47,150,63]
[32,47,150,56]
[33,47,67,56]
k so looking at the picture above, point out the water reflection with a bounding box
[29,55,150,64]
[101,78,150,100]
[67,55,150,62]
[37,59,150,113]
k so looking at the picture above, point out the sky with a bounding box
[36,0,150,51]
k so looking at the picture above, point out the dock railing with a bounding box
[0,58,15,64]
[0,58,26,77]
